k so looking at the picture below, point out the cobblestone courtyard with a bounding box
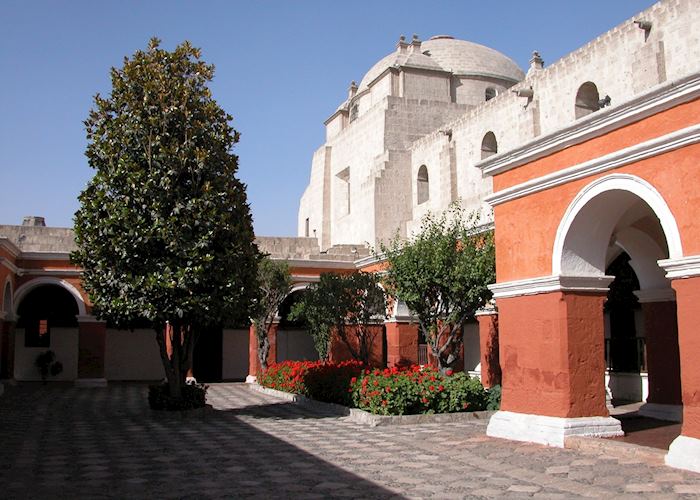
[1,383,699,499]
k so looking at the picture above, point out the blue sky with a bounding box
[0,0,657,236]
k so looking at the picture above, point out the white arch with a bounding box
[553,174,683,277]
[13,277,87,317]
[613,227,669,290]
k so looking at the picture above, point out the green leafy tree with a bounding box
[72,38,261,402]
[292,272,387,365]
[381,204,495,372]
[252,258,293,371]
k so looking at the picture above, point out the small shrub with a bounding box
[35,350,63,383]
[486,384,501,411]
[148,383,208,411]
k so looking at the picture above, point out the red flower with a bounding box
[429,385,435,391]
[373,380,379,386]
[445,369,453,376]
[385,386,391,393]
[350,377,357,384]
[421,397,429,404]
[438,385,444,392]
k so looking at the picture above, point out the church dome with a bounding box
[359,35,524,90]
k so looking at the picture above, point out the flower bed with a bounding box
[258,361,494,416]
[257,360,365,406]
[350,366,487,415]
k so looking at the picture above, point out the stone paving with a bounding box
[1,383,700,499]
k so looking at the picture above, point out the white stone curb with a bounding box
[248,383,493,427]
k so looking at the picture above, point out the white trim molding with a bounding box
[489,275,613,299]
[658,255,700,280]
[638,403,682,423]
[76,315,106,324]
[486,124,700,207]
[487,410,623,447]
[0,257,21,275]
[0,238,21,257]
[633,288,676,303]
[283,258,357,270]
[666,435,700,474]
[479,72,700,177]
[20,252,71,261]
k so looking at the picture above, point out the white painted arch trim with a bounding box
[552,174,683,276]
[13,277,87,317]
[658,255,700,280]
[489,275,614,299]
[2,275,13,316]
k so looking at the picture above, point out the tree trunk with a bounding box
[155,322,191,400]
[258,331,270,371]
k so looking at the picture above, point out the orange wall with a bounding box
[494,99,700,191]
[494,142,700,282]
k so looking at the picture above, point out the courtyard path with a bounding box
[1,382,699,499]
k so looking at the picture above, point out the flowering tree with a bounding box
[381,204,495,372]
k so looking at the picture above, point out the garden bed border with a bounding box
[248,382,494,427]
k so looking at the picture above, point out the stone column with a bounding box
[487,277,623,447]
[246,322,278,383]
[75,315,107,387]
[664,274,700,472]
[635,289,682,421]
[476,308,500,388]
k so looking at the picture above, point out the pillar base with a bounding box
[487,410,623,447]
[74,378,108,388]
[639,403,683,422]
[665,435,700,473]
[245,375,257,384]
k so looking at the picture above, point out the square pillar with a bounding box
[384,321,419,368]
[662,276,700,473]
[75,316,107,387]
[487,282,622,447]
[635,290,682,421]
[0,314,16,380]
[476,309,501,388]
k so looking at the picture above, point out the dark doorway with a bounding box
[192,326,223,382]
[605,252,643,373]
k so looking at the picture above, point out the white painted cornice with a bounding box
[634,288,676,303]
[478,72,700,178]
[0,238,20,257]
[284,259,357,270]
[486,124,700,206]
[22,269,81,277]
[76,315,106,324]
[658,255,700,280]
[0,257,21,275]
[20,252,71,261]
[489,275,614,299]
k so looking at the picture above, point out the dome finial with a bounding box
[396,34,409,54]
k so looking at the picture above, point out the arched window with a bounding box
[485,87,497,101]
[417,165,429,204]
[481,132,498,160]
[575,82,600,119]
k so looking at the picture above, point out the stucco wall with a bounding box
[14,327,78,381]
[104,328,164,380]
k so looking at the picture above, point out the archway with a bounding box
[554,174,682,426]
[276,287,318,362]
[14,283,81,380]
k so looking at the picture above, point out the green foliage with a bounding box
[252,258,293,370]
[290,272,387,364]
[350,366,488,415]
[72,38,261,402]
[486,384,502,411]
[148,382,208,411]
[258,360,365,407]
[381,204,495,371]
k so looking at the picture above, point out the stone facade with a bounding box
[299,0,700,249]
